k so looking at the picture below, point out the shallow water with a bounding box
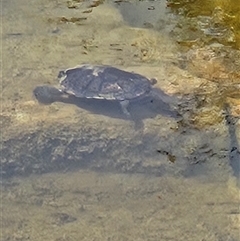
[1,0,240,240]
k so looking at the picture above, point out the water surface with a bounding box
[1,0,240,240]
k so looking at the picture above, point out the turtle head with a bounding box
[33,85,62,104]
[150,78,157,85]
[58,70,67,81]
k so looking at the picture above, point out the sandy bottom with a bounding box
[1,170,240,241]
[1,0,240,240]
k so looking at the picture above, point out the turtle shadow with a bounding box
[47,88,180,129]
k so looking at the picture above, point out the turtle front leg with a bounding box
[120,100,131,118]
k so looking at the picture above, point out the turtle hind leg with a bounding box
[120,100,131,118]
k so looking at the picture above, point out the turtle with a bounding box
[33,64,159,117]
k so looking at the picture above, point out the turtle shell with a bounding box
[58,65,155,101]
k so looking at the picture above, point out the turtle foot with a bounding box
[120,100,131,118]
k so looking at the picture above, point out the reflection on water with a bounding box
[167,0,240,49]
[1,0,240,240]
[114,0,176,32]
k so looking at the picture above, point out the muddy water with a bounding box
[1,0,240,240]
